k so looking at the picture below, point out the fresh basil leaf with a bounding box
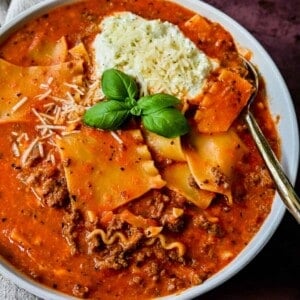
[142,108,189,138]
[137,93,180,115]
[102,69,138,101]
[124,97,137,109]
[86,69,189,138]
[83,100,130,130]
[130,106,142,116]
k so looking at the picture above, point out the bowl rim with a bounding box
[0,0,298,299]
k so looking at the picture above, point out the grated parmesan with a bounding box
[20,137,39,167]
[36,125,67,131]
[35,88,52,100]
[30,187,42,202]
[110,131,123,144]
[11,96,28,113]
[38,142,44,158]
[11,74,99,166]
[12,142,20,157]
[31,108,48,125]
[93,12,218,100]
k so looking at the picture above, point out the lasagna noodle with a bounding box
[87,229,129,247]
[88,227,185,257]
[183,14,236,60]
[145,234,186,257]
[27,36,68,65]
[184,129,248,203]
[0,58,84,122]
[69,42,91,65]
[162,162,215,209]
[143,130,186,161]
[194,68,253,133]
[119,209,158,229]
[57,127,166,212]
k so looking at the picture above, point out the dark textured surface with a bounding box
[200,1,300,299]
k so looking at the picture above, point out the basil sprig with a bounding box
[83,69,189,138]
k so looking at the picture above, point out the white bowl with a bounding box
[0,0,298,299]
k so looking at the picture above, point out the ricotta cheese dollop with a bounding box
[93,12,216,100]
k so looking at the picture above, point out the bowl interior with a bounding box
[0,0,298,299]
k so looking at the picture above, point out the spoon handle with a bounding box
[245,111,300,223]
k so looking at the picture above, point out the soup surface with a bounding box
[0,0,279,299]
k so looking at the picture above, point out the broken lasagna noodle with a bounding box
[0,0,279,299]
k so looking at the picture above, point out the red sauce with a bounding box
[0,0,279,299]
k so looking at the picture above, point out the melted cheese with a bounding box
[57,127,165,212]
[93,12,216,100]
[183,129,248,203]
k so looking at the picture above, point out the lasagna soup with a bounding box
[0,0,279,299]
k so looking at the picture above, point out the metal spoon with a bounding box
[241,56,300,224]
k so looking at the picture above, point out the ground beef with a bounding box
[91,224,144,270]
[146,191,167,219]
[22,146,41,169]
[106,215,126,236]
[17,160,69,207]
[161,212,185,232]
[94,245,129,270]
[188,174,199,189]
[87,235,101,254]
[166,189,186,207]
[144,261,160,280]
[211,166,230,189]
[72,284,89,298]
[134,248,152,265]
[62,208,82,255]
[244,165,274,189]
[128,275,143,286]
[193,213,225,238]
[123,227,144,251]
